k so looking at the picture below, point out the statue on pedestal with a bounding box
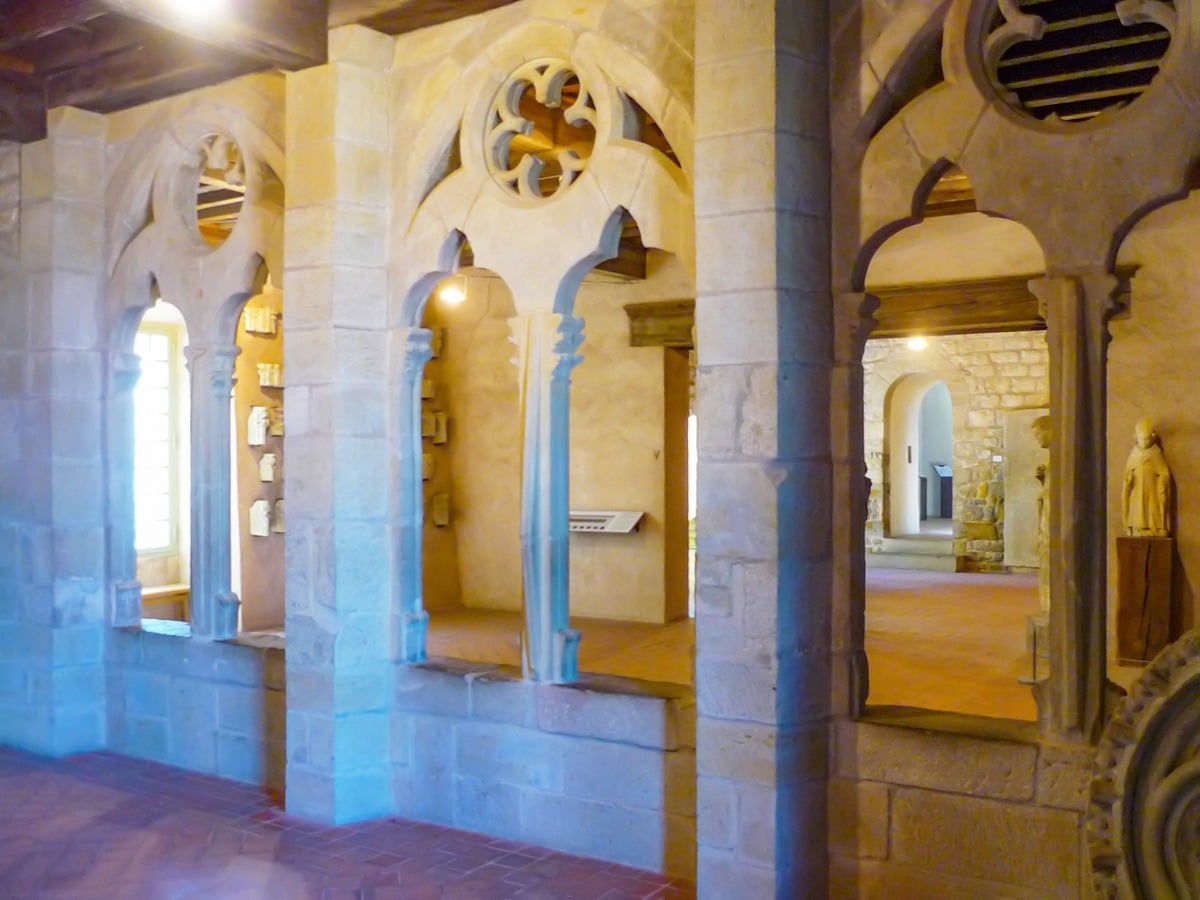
[1032,414,1052,615]
[1122,419,1172,538]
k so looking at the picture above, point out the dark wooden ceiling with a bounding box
[0,0,522,143]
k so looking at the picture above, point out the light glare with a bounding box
[907,336,928,351]
[439,284,467,305]
[166,0,227,20]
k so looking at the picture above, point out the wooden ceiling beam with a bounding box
[331,0,524,35]
[97,0,329,69]
[0,71,47,143]
[44,33,265,114]
[0,0,110,53]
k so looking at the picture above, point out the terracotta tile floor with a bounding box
[0,748,695,899]
[426,569,1148,723]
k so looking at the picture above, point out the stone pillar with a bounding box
[394,327,432,664]
[1030,273,1124,741]
[3,108,109,754]
[512,310,583,683]
[106,350,143,626]
[283,25,395,823]
[186,343,241,640]
[693,0,833,895]
[831,292,878,717]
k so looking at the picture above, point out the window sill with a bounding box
[859,704,1040,744]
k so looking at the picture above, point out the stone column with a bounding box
[106,350,143,626]
[283,25,395,823]
[693,0,833,895]
[1030,273,1124,741]
[831,292,878,717]
[185,343,241,640]
[394,327,432,664]
[4,108,109,754]
[512,310,583,683]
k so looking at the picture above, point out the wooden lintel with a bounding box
[0,72,47,143]
[44,34,265,114]
[624,300,695,348]
[0,0,110,53]
[98,0,329,70]
[330,0,525,34]
[868,275,1045,338]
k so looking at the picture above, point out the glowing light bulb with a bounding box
[439,284,466,305]
[907,336,928,351]
[166,0,227,20]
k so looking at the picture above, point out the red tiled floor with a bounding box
[0,748,695,899]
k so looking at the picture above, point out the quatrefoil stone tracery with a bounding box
[485,60,597,199]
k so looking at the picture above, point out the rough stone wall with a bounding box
[107,628,285,789]
[863,332,1049,569]
[391,662,697,876]
[0,143,17,261]
[830,720,1091,897]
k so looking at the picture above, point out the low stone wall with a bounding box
[107,624,285,789]
[391,660,697,876]
[830,716,1091,898]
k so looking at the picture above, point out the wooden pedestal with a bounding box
[1116,536,1173,665]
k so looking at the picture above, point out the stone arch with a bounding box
[1090,628,1200,898]
[103,87,285,639]
[391,16,694,322]
[882,371,965,535]
[859,0,952,140]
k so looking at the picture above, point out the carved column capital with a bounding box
[553,313,585,378]
[403,328,434,379]
[833,291,879,365]
[111,351,141,394]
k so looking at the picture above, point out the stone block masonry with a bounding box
[107,626,286,790]
[830,718,1091,898]
[390,661,697,877]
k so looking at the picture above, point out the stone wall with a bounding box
[391,661,697,876]
[830,719,1090,898]
[107,626,285,789]
[0,142,17,261]
[863,332,1049,569]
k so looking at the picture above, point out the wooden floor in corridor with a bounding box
[426,569,1144,723]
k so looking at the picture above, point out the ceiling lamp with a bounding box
[438,282,466,305]
[165,0,227,20]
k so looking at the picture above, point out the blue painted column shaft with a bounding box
[186,343,241,640]
[516,311,583,683]
[397,328,433,663]
[107,351,144,626]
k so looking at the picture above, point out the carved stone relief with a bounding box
[485,59,597,199]
[1090,629,1200,897]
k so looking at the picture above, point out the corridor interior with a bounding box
[420,567,1143,723]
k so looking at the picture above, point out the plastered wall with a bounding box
[423,255,692,623]
[234,286,286,631]
[1111,190,1200,637]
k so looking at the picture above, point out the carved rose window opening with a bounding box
[486,61,597,199]
[195,134,246,247]
[983,0,1175,123]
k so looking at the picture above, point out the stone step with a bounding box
[866,551,960,572]
[877,536,955,556]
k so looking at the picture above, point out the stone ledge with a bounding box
[394,659,696,751]
[837,714,1038,801]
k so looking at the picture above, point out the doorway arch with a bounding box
[885,372,951,536]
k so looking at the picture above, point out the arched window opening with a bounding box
[133,300,191,620]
